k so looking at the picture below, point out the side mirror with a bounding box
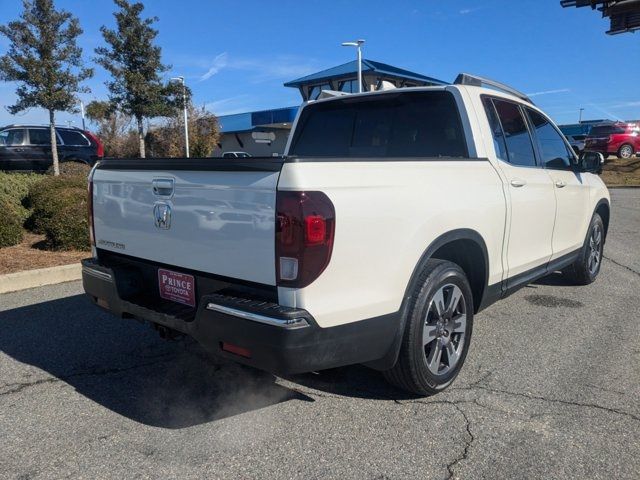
[578,151,604,174]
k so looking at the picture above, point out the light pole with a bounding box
[579,107,585,123]
[341,39,365,93]
[80,100,86,130]
[171,76,190,158]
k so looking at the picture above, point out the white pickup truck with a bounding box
[83,74,610,395]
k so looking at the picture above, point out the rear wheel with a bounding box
[618,144,634,159]
[383,260,473,396]
[564,213,604,285]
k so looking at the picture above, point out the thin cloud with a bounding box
[199,53,229,81]
[204,95,253,115]
[196,53,319,84]
[527,88,571,97]
[607,100,640,109]
[459,7,483,15]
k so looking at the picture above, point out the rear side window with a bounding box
[28,128,50,145]
[526,108,574,170]
[290,91,468,158]
[482,98,509,162]
[490,99,537,167]
[588,125,626,136]
[0,129,25,146]
[58,129,90,146]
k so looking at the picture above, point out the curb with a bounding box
[607,185,640,189]
[0,263,82,294]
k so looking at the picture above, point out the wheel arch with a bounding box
[594,198,610,239]
[366,228,490,371]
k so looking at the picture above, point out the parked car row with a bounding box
[585,122,639,159]
[0,124,103,171]
[560,121,639,159]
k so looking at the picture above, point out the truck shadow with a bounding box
[0,294,313,429]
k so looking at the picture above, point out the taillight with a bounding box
[276,191,335,288]
[84,130,104,158]
[88,171,95,247]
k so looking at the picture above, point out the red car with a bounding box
[585,122,640,159]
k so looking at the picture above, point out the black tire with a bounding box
[564,213,605,285]
[383,259,474,396]
[617,144,634,159]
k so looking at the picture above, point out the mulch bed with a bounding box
[601,157,640,187]
[0,232,88,275]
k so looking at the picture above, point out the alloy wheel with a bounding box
[620,145,633,159]
[423,284,467,376]
[588,223,603,276]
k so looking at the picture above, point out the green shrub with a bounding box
[40,187,90,251]
[0,171,43,206]
[26,175,89,250]
[27,174,86,209]
[0,192,29,223]
[46,161,91,177]
[0,195,24,247]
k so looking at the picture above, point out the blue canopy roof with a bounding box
[284,59,447,87]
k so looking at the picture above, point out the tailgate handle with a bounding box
[152,178,175,197]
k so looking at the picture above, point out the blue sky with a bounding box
[0,0,639,127]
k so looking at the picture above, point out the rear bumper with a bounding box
[82,258,399,374]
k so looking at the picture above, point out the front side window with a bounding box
[290,91,468,158]
[0,129,25,146]
[526,109,574,170]
[491,99,537,167]
[28,128,51,145]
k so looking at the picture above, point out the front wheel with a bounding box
[564,213,604,285]
[383,259,474,396]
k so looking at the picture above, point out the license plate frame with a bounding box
[158,268,196,308]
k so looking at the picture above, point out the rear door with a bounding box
[525,108,590,259]
[0,128,27,170]
[26,128,55,171]
[483,97,556,282]
[92,159,283,285]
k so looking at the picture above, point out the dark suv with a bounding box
[0,125,104,172]
[585,122,640,159]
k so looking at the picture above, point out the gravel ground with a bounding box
[0,189,638,480]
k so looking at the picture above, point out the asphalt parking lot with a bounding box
[1,189,638,479]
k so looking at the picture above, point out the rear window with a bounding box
[289,91,468,158]
[58,129,90,146]
[588,125,626,136]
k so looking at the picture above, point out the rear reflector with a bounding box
[221,342,252,358]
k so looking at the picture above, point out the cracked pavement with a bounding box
[1,189,639,479]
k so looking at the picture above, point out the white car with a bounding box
[221,151,251,158]
[83,74,609,395]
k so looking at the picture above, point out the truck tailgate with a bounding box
[92,159,282,286]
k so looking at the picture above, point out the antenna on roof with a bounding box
[454,73,534,105]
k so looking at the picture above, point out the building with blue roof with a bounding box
[215,59,447,156]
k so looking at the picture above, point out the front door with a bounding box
[482,97,557,282]
[26,128,54,171]
[0,128,28,170]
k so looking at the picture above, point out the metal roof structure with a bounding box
[284,59,447,88]
[218,106,298,134]
[561,0,640,34]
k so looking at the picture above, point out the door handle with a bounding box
[510,179,526,188]
[152,178,175,197]
[555,180,567,188]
